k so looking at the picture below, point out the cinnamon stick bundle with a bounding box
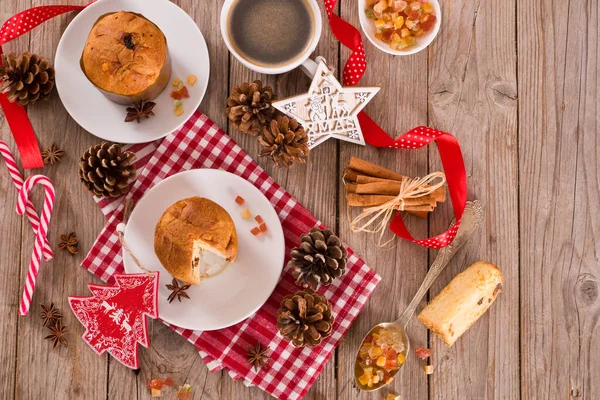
[344,157,446,219]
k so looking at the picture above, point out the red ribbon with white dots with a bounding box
[322,0,467,248]
[0,5,87,169]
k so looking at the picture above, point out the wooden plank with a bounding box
[222,0,339,398]
[518,0,600,398]
[427,0,520,398]
[335,2,430,400]
[0,2,29,399]
[10,1,109,398]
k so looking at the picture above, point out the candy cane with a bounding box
[0,141,53,260]
[16,175,55,316]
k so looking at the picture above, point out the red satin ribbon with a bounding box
[322,0,468,249]
[0,5,86,169]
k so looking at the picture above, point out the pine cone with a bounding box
[289,227,348,289]
[79,142,136,198]
[0,52,55,106]
[225,80,276,135]
[277,289,334,348]
[258,116,309,168]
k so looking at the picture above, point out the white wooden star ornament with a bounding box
[272,61,379,150]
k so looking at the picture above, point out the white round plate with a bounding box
[357,0,441,56]
[55,0,209,143]
[122,169,285,331]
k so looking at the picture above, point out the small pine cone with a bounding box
[277,289,334,348]
[258,116,309,168]
[225,80,276,135]
[79,142,136,198]
[289,227,348,289]
[0,52,55,106]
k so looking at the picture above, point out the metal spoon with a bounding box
[354,200,484,391]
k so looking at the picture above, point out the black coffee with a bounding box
[227,0,315,68]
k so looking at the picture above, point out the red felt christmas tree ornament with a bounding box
[69,272,159,369]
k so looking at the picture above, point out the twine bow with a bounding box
[349,172,446,247]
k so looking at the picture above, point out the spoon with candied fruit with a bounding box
[354,201,483,391]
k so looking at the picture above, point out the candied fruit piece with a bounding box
[174,100,183,108]
[394,16,404,28]
[172,78,183,88]
[179,86,190,98]
[148,379,164,390]
[240,209,251,220]
[385,349,397,360]
[385,359,398,370]
[422,2,434,13]
[393,0,407,12]
[408,10,420,20]
[368,346,383,358]
[255,215,264,224]
[187,74,197,85]
[375,19,386,29]
[151,388,161,397]
[358,374,370,386]
[250,227,261,236]
[235,196,245,205]
[373,1,387,14]
[363,367,373,378]
[397,353,405,365]
[174,106,184,116]
[372,374,381,384]
[376,356,386,367]
[415,347,431,360]
[171,91,183,100]
[410,2,421,10]
[400,27,411,37]
[386,394,402,400]
[163,377,174,387]
[259,223,267,233]
[424,365,434,375]
[405,18,418,30]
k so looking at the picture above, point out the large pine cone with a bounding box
[277,289,334,348]
[289,227,348,289]
[79,142,136,198]
[0,52,55,106]
[258,116,309,168]
[225,80,276,135]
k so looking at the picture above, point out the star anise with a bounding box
[166,278,191,303]
[59,232,79,255]
[246,341,269,371]
[125,100,156,123]
[45,320,68,348]
[40,302,62,327]
[41,142,65,165]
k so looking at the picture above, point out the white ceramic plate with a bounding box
[358,0,441,56]
[55,0,209,143]
[122,169,285,331]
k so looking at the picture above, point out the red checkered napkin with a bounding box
[82,111,380,399]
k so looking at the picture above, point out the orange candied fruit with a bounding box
[147,379,164,390]
[259,223,268,233]
[235,195,245,205]
[178,86,190,98]
[187,74,198,86]
[255,215,264,224]
[240,209,252,220]
[250,227,261,236]
[365,0,437,50]
[170,91,183,100]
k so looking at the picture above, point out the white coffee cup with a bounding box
[220,0,323,75]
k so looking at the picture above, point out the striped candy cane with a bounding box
[0,141,53,260]
[16,175,55,316]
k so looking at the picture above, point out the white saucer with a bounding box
[122,169,285,331]
[55,0,209,143]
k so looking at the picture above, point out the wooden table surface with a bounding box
[1,0,598,399]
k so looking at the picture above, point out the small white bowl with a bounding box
[358,0,441,56]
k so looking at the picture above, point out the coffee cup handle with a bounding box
[299,56,327,79]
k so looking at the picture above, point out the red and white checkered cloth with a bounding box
[81,111,380,400]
